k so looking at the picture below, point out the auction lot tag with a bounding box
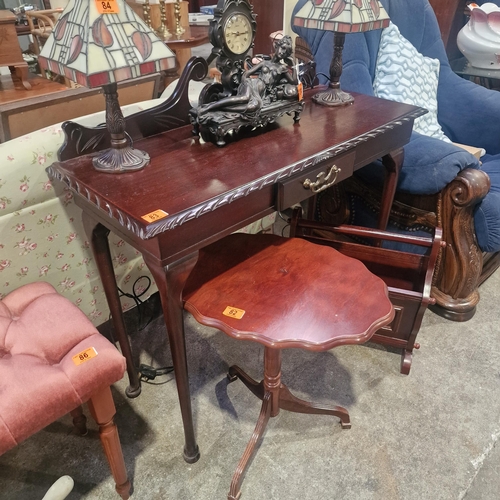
[298,82,304,102]
[142,209,169,223]
[223,306,245,319]
[72,347,98,366]
[95,0,119,14]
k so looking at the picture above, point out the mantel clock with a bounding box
[208,0,257,95]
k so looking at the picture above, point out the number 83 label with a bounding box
[95,0,119,14]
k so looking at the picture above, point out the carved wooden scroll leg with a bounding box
[88,387,131,500]
[431,168,490,321]
[82,214,141,398]
[143,251,201,464]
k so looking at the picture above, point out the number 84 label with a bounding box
[95,0,119,14]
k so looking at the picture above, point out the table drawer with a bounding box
[277,149,355,211]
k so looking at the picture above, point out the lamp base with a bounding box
[312,83,354,107]
[93,146,150,174]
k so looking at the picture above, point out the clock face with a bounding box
[223,13,253,55]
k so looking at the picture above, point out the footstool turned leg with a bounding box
[70,406,88,435]
[88,387,131,500]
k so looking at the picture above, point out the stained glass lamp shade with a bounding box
[39,0,176,173]
[293,0,390,106]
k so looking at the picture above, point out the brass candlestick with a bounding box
[174,0,185,35]
[142,0,152,28]
[156,0,171,40]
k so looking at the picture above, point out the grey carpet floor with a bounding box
[2,259,500,499]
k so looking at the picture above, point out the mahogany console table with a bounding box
[48,89,424,464]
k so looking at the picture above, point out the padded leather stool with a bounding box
[183,233,395,500]
[0,282,130,499]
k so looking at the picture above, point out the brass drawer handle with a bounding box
[302,165,341,193]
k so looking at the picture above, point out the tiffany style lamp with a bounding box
[38,0,177,173]
[293,0,390,106]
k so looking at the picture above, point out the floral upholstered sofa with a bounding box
[0,89,275,326]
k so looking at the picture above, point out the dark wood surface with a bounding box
[165,24,209,49]
[0,72,67,105]
[47,86,423,464]
[50,92,423,252]
[428,0,468,60]
[164,25,210,78]
[250,0,284,55]
[0,73,160,143]
[15,23,31,36]
[184,233,394,349]
[188,0,214,10]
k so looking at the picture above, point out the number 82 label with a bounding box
[223,306,245,320]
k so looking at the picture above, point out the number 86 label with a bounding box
[72,347,98,365]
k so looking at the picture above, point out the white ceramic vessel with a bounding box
[457,2,500,69]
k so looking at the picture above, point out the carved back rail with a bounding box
[58,57,209,162]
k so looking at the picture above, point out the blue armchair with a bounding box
[292,0,500,321]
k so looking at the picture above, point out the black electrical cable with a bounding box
[138,364,174,385]
[117,275,154,331]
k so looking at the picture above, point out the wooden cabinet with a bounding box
[428,0,468,60]
[251,0,284,55]
[188,0,214,11]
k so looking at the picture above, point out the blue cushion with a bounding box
[476,155,500,251]
[356,133,480,194]
[292,0,500,252]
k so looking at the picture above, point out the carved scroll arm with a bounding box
[433,168,491,300]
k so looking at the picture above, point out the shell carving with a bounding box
[132,31,153,60]
[330,0,346,19]
[92,16,113,47]
[67,34,83,63]
[54,13,68,40]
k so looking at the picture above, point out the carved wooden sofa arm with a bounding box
[431,167,490,320]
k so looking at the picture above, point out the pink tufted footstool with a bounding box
[0,282,131,499]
